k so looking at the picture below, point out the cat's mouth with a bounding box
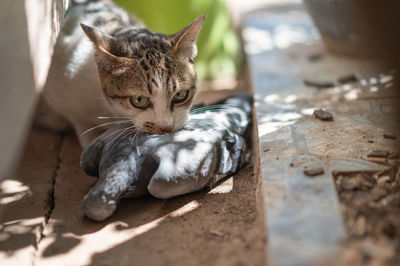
[142,122,171,134]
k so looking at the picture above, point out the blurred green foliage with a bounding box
[114,0,240,81]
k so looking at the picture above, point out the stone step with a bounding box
[242,3,398,266]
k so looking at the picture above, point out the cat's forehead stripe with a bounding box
[112,29,172,58]
[172,80,177,91]
[98,21,197,100]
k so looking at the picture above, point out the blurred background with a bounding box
[115,0,241,82]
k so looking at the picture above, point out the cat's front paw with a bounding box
[81,190,117,222]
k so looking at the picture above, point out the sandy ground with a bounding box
[0,70,268,265]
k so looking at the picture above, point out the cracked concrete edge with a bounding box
[0,129,64,266]
[32,134,65,266]
[33,135,93,265]
[31,126,269,265]
[248,60,269,265]
[252,110,269,265]
[35,134,65,250]
[33,134,86,266]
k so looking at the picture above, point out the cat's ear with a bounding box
[170,14,206,61]
[81,23,131,75]
[80,23,116,54]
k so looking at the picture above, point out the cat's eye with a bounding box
[130,95,150,109]
[173,90,189,104]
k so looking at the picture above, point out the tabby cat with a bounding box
[42,0,205,146]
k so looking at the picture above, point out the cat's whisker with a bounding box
[108,127,139,151]
[190,106,232,112]
[190,109,229,115]
[195,103,240,109]
[84,125,131,155]
[106,126,134,143]
[189,107,238,114]
[79,120,131,138]
[98,116,148,147]
[92,128,123,152]
[189,103,240,113]
[97,115,149,127]
[102,126,131,144]
[106,125,137,148]
[132,128,143,155]
[107,127,140,153]
[91,125,132,153]
[115,127,136,143]
[190,104,239,110]
[131,129,143,156]
[97,116,133,120]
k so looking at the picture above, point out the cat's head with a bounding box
[81,15,206,133]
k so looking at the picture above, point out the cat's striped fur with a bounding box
[42,0,205,146]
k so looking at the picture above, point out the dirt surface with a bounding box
[0,129,62,265]
[1,66,267,265]
[39,134,266,266]
[1,125,267,266]
[333,164,400,265]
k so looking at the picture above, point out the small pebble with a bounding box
[388,152,400,159]
[379,74,393,84]
[367,140,374,143]
[360,79,368,86]
[377,175,391,187]
[304,80,335,88]
[210,230,223,236]
[263,146,270,152]
[367,150,390,158]
[383,134,396,140]
[369,77,378,85]
[308,54,323,62]
[313,109,334,121]
[354,216,367,236]
[304,167,324,177]
[337,74,358,84]
[338,177,360,190]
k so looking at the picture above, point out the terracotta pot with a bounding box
[303,0,400,58]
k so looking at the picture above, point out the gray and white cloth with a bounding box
[80,92,253,221]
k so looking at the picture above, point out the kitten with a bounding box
[42,0,205,146]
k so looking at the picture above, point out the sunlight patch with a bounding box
[169,201,201,217]
[0,180,31,204]
[208,177,233,194]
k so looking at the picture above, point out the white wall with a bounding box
[0,0,69,177]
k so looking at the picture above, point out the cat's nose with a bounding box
[159,126,172,132]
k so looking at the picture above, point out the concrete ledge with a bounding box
[243,3,399,265]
